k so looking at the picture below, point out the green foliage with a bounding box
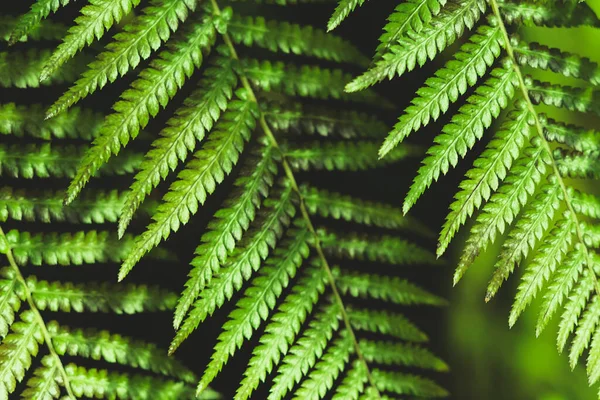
[329,0,600,393]
[3,0,449,397]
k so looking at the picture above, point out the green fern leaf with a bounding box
[515,41,600,85]
[174,143,277,329]
[197,226,311,394]
[437,104,533,256]
[0,49,89,88]
[230,16,368,66]
[45,0,200,119]
[118,58,238,236]
[347,308,428,342]
[509,216,575,326]
[375,22,503,159]
[0,104,102,141]
[0,311,43,398]
[269,301,341,400]
[170,184,296,353]
[456,145,553,284]
[286,140,418,171]
[235,264,327,400]
[345,0,487,93]
[536,244,588,336]
[40,0,141,81]
[374,0,447,59]
[403,66,518,209]
[327,0,367,31]
[8,0,72,45]
[319,230,437,265]
[65,13,219,204]
[292,330,352,400]
[119,92,258,280]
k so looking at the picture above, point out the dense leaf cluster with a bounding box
[330,0,600,394]
[0,0,447,399]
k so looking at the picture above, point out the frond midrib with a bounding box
[208,0,382,396]
[489,0,600,300]
[0,225,76,399]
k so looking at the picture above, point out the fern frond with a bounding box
[327,0,366,31]
[301,185,430,234]
[119,91,258,279]
[229,16,368,66]
[403,66,518,208]
[292,330,353,400]
[45,0,200,119]
[359,339,448,370]
[347,308,428,342]
[8,0,72,45]
[0,16,65,43]
[437,104,532,256]
[0,188,153,224]
[286,140,419,171]
[264,103,388,139]
[170,184,296,353]
[558,270,596,352]
[529,80,600,116]
[555,149,600,179]
[64,364,198,400]
[0,49,89,88]
[0,103,102,141]
[373,0,447,60]
[375,22,504,157]
[269,300,341,400]
[370,369,448,397]
[345,0,487,93]
[174,143,277,329]
[570,188,600,219]
[118,58,238,235]
[197,225,311,394]
[320,230,437,265]
[0,143,142,179]
[27,277,176,314]
[17,0,449,396]
[536,243,588,336]
[497,0,600,27]
[0,311,43,398]
[40,0,141,81]
[235,264,327,400]
[65,13,219,204]
[515,41,600,86]
[543,118,600,156]
[241,59,382,105]
[335,269,446,306]
[48,323,195,382]
[330,0,600,389]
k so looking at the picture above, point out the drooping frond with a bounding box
[0,189,215,399]
[7,0,72,44]
[329,0,600,392]
[7,0,449,397]
[38,0,140,82]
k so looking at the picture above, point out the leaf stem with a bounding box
[209,0,381,396]
[489,0,600,300]
[0,225,75,399]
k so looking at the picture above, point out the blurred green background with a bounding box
[448,2,600,398]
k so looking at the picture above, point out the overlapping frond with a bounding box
[0,181,214,399]
[329,0,600,392]
[0,16,218,398]
[7,0,448,398]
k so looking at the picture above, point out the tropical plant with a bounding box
[328,0,600,394]
[0,1,448,399]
